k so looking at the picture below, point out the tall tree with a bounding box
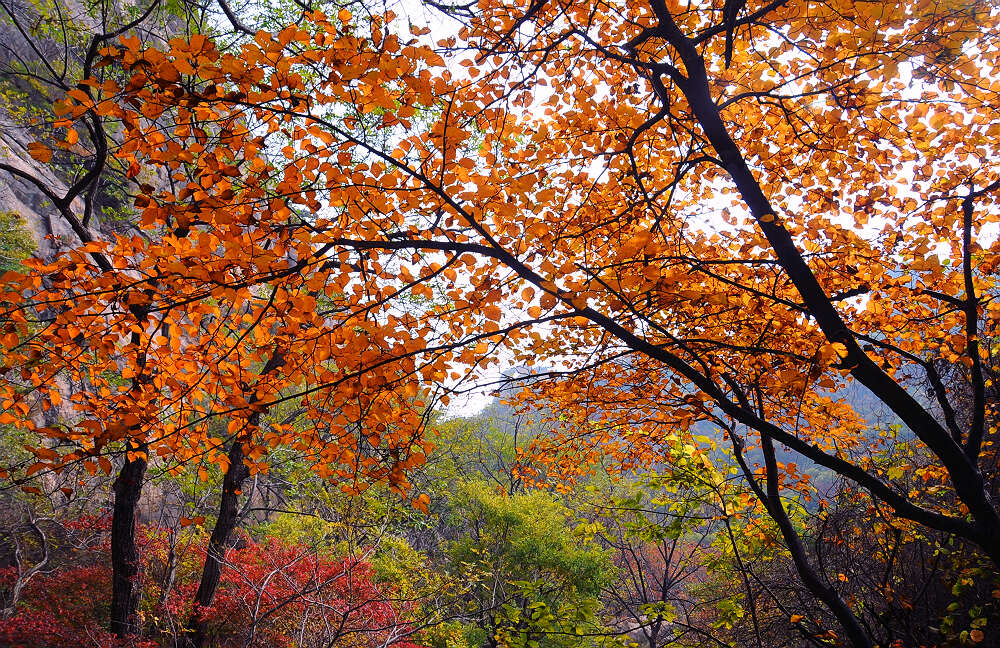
[0,5,446,636]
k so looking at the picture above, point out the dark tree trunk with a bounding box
[185,349,282,647]
[185,439,251,648]
[110,448,148,639]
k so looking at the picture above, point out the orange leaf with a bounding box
[27,142,52,163]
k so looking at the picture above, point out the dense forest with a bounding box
[0,0,999,646]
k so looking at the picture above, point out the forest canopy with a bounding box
[0,0,999,646]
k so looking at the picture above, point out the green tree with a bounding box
[445,480,614,648]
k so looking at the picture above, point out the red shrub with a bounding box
[0,520,420,648]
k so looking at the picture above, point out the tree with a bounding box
[589,463,740,648]
[0,3,447,637]
[444,480,614,648]
[4,0,1000,645]
[424,1,1000,643]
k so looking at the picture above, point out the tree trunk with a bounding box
[185,439,251,648]
[110,448,148,639]
[185,349,282,647]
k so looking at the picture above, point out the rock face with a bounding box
[0,0,162,261]
[1,0,111,443]
[0,114,81,261]
[0,0,86,259]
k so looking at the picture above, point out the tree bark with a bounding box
[110,447,148,639]
[183,342,283,647]
[185,439,251,648]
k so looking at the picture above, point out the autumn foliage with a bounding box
[2,0,1000,645]
[0,515,417,648]
[1,12,453,493]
